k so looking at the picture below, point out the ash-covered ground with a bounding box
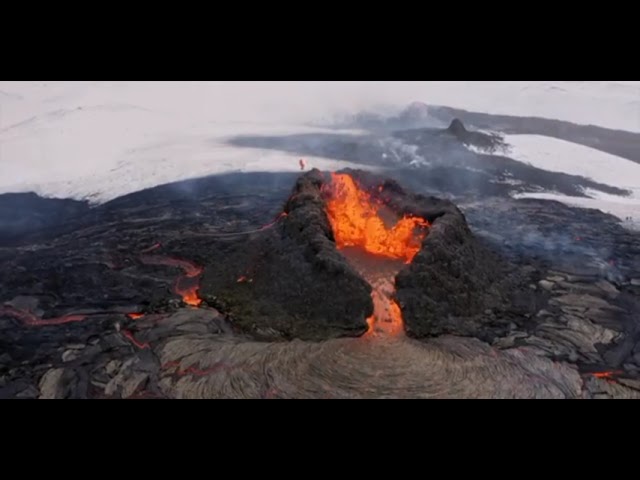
[2,111,640,399]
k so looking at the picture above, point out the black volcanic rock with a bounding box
[443,118,507,153]
[0,171,606,349]
[0,192,89,246]
[446,118,467,136]
[395,206,524,341]
[199,169,373,341]
[427,104,640,165]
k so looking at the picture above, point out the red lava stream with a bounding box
[139,255,203,307]
[0,210,293,333]
[1,252,206,349]
[322,173,429,337]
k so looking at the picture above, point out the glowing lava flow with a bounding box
[0,306,87,326]
[365,286,404,337]
[322,173,429,337]
[323,173,429,264]
[175,275,203,307]
[122,329,150,349]
[591,370,622,382]
[140,255,203,307]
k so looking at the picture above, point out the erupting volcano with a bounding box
[322,172,430,336]
[4,165,640,400]
[189,169,498,342]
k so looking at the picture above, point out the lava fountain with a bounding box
[323,173,428,264]
[322,173,429,336]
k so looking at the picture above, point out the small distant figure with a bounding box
[299,158,306,170]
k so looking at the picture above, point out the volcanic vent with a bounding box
[200,169,514,342]
[321,172,429,336]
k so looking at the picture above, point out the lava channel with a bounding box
[591,370,622,383]
[0,305,87,327]
[322,172,429,336]
[140,255,204,306]
[323,172,429,264]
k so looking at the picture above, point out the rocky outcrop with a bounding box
[394,193,525,342]
[444,118,507,153]
[39,368,76,399]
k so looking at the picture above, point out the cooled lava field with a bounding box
[2,113,640,399]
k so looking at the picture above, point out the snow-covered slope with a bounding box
[514,189,640,230]
[504,134,640,229]
[1,81,639,205]
[504,134,640,191]
[2,81,639,132]
[0,109,370,203]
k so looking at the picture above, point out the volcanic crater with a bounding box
[197,168,514,342]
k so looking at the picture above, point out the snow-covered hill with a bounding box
[1,81,639,214]
[504,134,640,229]
[3,81,639,132]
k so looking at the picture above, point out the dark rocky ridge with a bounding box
[427,105,640,165]
[228,119,631,200]
[396,207,522,342]
[390,128,630,197]
[443,118,508,153]
[330,102,640,165]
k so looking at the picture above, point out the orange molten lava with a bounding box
[321,173,426,338]
[364,289,404,337]
[592,371,621,380]
[127,313,144,319]
[176,275,202,306]
[323,173,429,263]
[140,255,203,307]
